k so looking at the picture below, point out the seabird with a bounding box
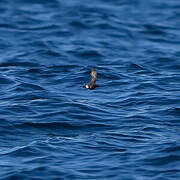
[83,67,98,90]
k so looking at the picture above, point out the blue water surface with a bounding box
[0,0,180,179]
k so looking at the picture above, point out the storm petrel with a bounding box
[83,68,98,90]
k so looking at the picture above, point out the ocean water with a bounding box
[0,0,180,179]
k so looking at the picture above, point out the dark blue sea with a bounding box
[0,0,180,179]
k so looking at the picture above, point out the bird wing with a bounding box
[89,68,97,88]
[90,68,97,80]
[89,77,96,87]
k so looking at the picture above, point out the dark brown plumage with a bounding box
[83,68,98,90]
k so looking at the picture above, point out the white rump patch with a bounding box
[85,85,89,88]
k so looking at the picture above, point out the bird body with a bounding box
[83,68,98,90]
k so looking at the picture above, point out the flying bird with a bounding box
[83,68,98,90]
